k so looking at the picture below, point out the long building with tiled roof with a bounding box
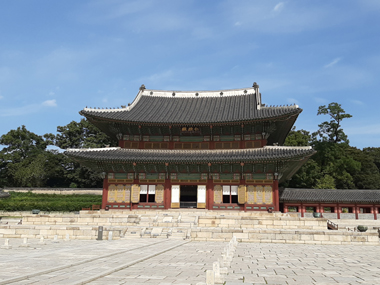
[66,83,315,211]
[280,188,380,220]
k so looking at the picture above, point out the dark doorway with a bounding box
[180,185,197,208]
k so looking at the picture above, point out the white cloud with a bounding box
[324,57,342,68]
[234,21,242,26]
[314,97,328,104]
[42,99,57,107]
[0,95,3,100]
[350,99,364,105]
[273,2,285,12]
[0,100,57,117]
[34,47,99,81]
[223,1,349,34]
[287,98,299,105]
[49,91,55,96]
[144,70,175,85]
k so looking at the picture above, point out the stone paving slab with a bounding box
[225,242,380,284]
[1,237,380,284]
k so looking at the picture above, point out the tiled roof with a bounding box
[65,146,315,163]
[280,188,380,203]
[80,87,301,124]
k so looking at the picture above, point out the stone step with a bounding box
[0,224,378,244]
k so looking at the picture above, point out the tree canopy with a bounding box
[312,102,352,144]
[283,103,380,190]
[0,120,116,188]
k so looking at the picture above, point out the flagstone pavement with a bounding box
[0,237,379,284]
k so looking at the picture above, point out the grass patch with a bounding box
[0,191,102,212]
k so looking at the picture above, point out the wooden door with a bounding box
[171,185,180,208]
[197,185,206,208]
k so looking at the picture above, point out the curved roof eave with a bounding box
[65,146,316,164]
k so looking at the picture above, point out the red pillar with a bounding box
[206,179,214,210]
[337,204,340,219]
[355,203,359,220]
[164,178,171,209]
[300,203,304,217]
[101,178,108,209]
[374,206,378,220]
[273,180,279,211]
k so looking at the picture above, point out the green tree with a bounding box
[282,159,321,189]
[312,102,352,143]
[314,174,336,189]
[284,127,312,146]
[363,147,380,172]
[0,126,53,187]
[347,147,380,189]
[312,142,360,189]
[55,119,116,188]
[55,119,115,149]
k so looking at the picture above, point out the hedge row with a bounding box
[0,191,102,212]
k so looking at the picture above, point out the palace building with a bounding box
[66,83,315,211]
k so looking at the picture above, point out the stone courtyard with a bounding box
[1,237,379,285]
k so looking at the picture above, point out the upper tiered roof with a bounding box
[80,85,302,125]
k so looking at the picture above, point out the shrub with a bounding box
[0,192,102,212]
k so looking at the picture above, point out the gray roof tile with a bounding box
[80,89,301,124]
[280,188,380,203]
[65,146,315,164]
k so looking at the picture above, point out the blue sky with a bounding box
[1,0,380,149]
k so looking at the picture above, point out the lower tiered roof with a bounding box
[66,146,315,163]
[65,146,315,182]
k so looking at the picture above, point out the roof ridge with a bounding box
[67,147,121,152]
[66,146,314,153]
[264,146,312,150]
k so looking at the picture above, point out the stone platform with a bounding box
[1,210,378,245]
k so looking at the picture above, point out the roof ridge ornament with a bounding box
[140,84,146,90]
[253,82,261,110]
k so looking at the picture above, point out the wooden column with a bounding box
[355,203,359,220]
[101,178,108,209]
[273,179,279,211]
[300,203,304,217]
[337,204,340,219]
[118,140,123,148]
[374,205,378,220]
[206,179,214,210]
[164,178,171,209]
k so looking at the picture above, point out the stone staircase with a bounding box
[0,210,378,245]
